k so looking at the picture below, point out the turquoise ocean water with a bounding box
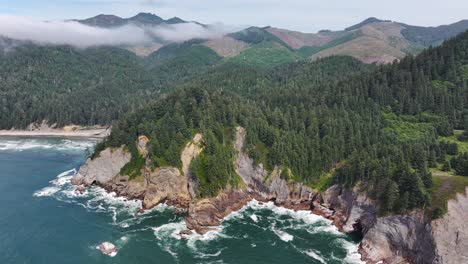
[0,137,363,264]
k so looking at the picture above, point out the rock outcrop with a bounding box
[72,134,195,210]
[184,127,316,233]
[73,128,468,264]
[143,167,190,209]
[432,187,468,264]
[71,147,131,186]
[185,190,252,234]
[359,211,435,264]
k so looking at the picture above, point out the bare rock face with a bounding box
[137,135,149,157]
[432,188,468,264]
[234,127,268,187]
[143,167,191,209]
[314,185,376,233]
[359,211,435,264]
[71,147,131,186]
[185,190,252,234]
[181,133,203,176]
[234,126,315,207]
[105,175,146,200]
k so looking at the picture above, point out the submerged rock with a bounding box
[97,242,117,257]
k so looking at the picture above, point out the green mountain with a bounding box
[0,39,221,129]
[71,14,468,65]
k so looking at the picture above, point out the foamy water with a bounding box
[0,138,96,152]
[16,137,364,264]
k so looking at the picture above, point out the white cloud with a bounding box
[146,22,241,42]
[0,15,239,47]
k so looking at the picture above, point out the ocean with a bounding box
[0,137,363,264]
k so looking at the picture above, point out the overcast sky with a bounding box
[0,0,467,32]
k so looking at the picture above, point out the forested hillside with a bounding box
[96,30,468,218]
[0,40,222,129]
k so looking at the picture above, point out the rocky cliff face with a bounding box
[71,147,131,186]
[73,128,467,263]
[71,135,193,208]
[184,127,315,233]
[315,184,468,264]
[432,187,468,264]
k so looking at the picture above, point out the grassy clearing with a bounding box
[382,112,436,142]
[430,175,468,217]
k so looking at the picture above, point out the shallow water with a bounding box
[0,137,363,264]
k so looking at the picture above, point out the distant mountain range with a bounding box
[74,12,188,28]
[72,14,468,64]
[1,13,466,65]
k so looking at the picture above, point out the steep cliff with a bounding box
[184,127,316,233]
[73,128,467,263]
[432,187,468,264]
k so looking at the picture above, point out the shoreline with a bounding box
[0,128,110,139]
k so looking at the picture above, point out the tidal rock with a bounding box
[75,185,86,195]
[97,242,117,257]
[185,190,252,234]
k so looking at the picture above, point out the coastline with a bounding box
[0,127,110,139]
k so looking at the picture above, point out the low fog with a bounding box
[0,15,238,47]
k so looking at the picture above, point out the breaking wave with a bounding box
[34,166,364,263]
[0,138,96,152]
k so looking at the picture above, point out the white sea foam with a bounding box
[197,250,223,258]
[249,214,259,222]
[305,250,327,264]
[33,186,61,197]
[0,138,96,152]
[33,168,77,197]
[246,200,328,225]
[272,227,294,242]
[339,239,365,264]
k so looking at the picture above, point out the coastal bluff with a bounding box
[71,127,468,264]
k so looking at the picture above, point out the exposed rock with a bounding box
[181,133,203,176]
[432,187,468,264]
[314,184,376,233]
[359,211,435,264]
[137,135,149,157]
[234,127,268,188]
[105,175,146,200]
[181,133,204,199]
[184,127,317,234]
[97,242,117,257]
[143,167,190,209]
[75,185,86,195]
[71,147,131,186]
[185,190,252,234]
[73,127,468,264]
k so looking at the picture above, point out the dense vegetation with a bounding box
[97,31,468,218]
[3,28,468,218]
[402,20,468,46]
[0,40,221,129]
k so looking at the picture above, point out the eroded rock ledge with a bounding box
[71,127,468,264]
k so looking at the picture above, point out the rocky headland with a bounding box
[71,127,468,263]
